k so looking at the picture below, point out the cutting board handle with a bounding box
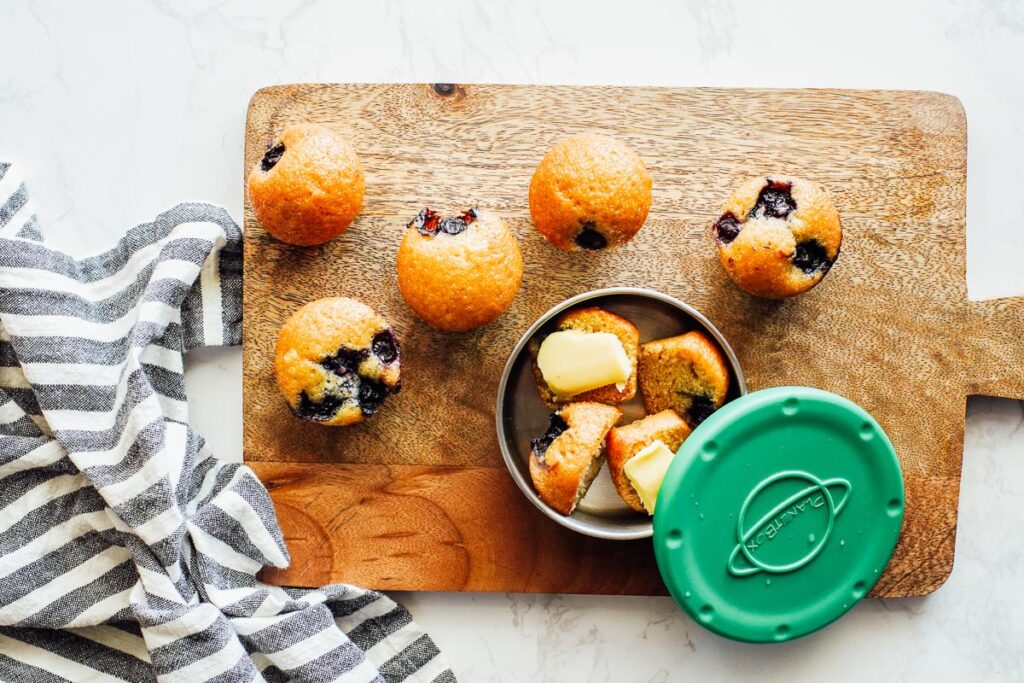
[967,296,1024,400]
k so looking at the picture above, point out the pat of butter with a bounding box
[623,439,677,515]
[536,330,630,399]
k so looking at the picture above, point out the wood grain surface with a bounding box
[242,84,1022,597]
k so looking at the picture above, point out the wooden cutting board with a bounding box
[242,83,1022,598]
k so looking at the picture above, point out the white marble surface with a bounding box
[3,0,1023,680]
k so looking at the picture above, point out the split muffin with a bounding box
[529,402,622,515]
[606,409,691,513]
[638,330,729,428]
[529,306,640,408]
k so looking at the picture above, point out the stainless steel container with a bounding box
[496,287,748,540]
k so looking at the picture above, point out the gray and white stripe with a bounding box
[0,163,453,682]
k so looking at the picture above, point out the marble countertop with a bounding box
[3,1,1022,680]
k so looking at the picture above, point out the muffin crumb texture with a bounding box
[529,402,622,515]
[530,306,640,408]
[606,409,692,513]
[638,331,730,428]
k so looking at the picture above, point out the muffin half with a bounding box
[529,402,621,515]
[638,330,729,428]
[529,307,640,409]
[606,409,691,513]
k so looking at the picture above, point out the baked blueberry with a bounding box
[751,179,796,220]
[792,240,831,275]
[371,330,399,364]
[410,208,441,236]
[574,223,608,250]
[357,378,390,416]
[260,143,286,172]
[713,213,742,244]
[275,298,401,427]
[320,346,366,377]
[530,413,569,459]
[686,395,716,427]
[527,402,622,515]
[298,389,344,422]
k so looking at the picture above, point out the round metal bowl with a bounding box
[496,287,748,540]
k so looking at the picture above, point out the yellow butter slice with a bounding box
[536,330,630,399]
[623,439,677,515]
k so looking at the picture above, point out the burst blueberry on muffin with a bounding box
[529,133,652,251]
[529,402,622,515]
[247,124,365,246]
[274,297,400,426]
[606,409,691,513]
[712,175,842,299]
[529,306,640,409]
[396,208,523,332]
[638,330,729,428]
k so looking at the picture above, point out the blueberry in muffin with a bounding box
[712,175,842,299]
[274,297,400,426]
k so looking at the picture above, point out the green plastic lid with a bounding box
[653,387,904,643]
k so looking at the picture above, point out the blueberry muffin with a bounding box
[606,410,692,513]
[529,307,640,408]
[247,124,365,246]
[712,175,842,299]
[529,402,622,515]
[638,330,729,428]
[397,208,523,332]
[274,297,400,426]
[529,133,652,251]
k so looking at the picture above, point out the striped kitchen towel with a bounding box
[0,162,453,683]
